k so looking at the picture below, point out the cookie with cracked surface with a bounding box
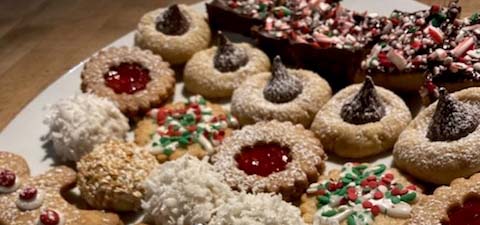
[311,76,411,158]
[81,46,176,118]
[231,56,332,127]
[184,31,270,98]
[300,163,421,225]
[134,95,238,163]
[393,87,480,184]
[135,4,211,65]
[408,173,480,225]
[77,140,158,212]
[0,151,123,225]
[211,120,327,201]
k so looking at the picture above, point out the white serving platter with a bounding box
[0,0,427,223]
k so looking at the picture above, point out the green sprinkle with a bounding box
[400,192,417,202]
[470,12,479,23]
[198,97,206,105]
[179,137,190,145]
[342,177,352,184]
[374,164,386,175]
[318,195,330,205]
[259,3,267,11]
[322,210,337,217]
[163,148,173,156]
[390,196,401,204]
[347,214,356,225]
[160,137,171,145]
[152,142,159,147]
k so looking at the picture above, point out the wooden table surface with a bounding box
[0,0,477,131]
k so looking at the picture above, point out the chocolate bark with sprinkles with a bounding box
[263,56,303,103]
[156,4,190,35]
[341,76,386,125]
[426,87,479,142]
[306,163,418,225]
[213,31,249,72]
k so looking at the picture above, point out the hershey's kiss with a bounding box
[263,56,303,103]
[340,76,386,124]
[213,31,249,73]
[426,87,479,141]
[156,4,190,35]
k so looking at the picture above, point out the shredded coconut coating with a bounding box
[231,69,332,127]
[212,120,326,201]
[311,83,411,158]
[81,46,176,116]
[393,87,480,184]
[208,192,306,225]
[408,173,480,225]
[142,155,234,225]
[184,43,271,98]
[77,140,157,212]
[44,93,129,162]
[135,4,211,65]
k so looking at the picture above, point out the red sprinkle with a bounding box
[327,182,337,192]
[373,191,384,199]
[39,209,60,225]
[367,175,377,181]
[156,109,169,125]
[406,185,417,191]
[368,180,378,189]
[19,187,38,200]
[371,205,381,216]
[362,200,373,209]
[0,169,16,187]
[360,179,369,187]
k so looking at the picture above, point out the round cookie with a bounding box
[212,120,327,201]
[81,46,175,117]
[184,31,270,98]
[77,140,157,212]
[310,76,411,158]
[44,93,130,162]
[135,4,211,65]
[409,173,480,225]
[393,87,480,184]
[134,95,238,163]
[142,155,233,225]
[300,163,421,225]
[231,56,332,127]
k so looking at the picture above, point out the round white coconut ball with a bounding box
[44,93,129,162]
[142,155,234,225]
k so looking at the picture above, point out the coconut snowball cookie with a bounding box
[134,95,238,163]
[208,192,307,225]
[212,120,327,201]
[135,4,211,65]
[77,140,157,212]
[231,56,332,127]
[44,93,129,162]
[81,46,175,117]
[310,76,411,158]
[142,155,234,225]
[301,163,421,225]
[394,87,480,185]
[408,173,480,225]
[183,31,270,98]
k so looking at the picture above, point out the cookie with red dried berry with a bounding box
[0,151,123,225]
[77,140,157,212]
[394,87,480,184]
[135,4,211,65]
[81,46,176,118]
[211,120,326,202]
[231,56,332,127]
[134,95,238,163]
[408,173,480,225]
[356,3,463,93]
[300,163,422,225]
[184,31,270,98]
[311,76,411,158]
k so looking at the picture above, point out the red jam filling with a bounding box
[444,197,480,225]
[235,143,291,177]
[19,187,37,200]
[104,62,151,94]
[40,209,60,225]
[0,169,16,187]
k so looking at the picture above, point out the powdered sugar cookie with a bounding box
[311,76,411,158]
[0,151,122,225]
[134,95,238,163]
[135,4,211,65]
[231,56,332,127]
[394,87,480,184]
[184,31,270,98]
[300,163,421,225]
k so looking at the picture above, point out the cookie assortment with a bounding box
[6,1,480,225]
